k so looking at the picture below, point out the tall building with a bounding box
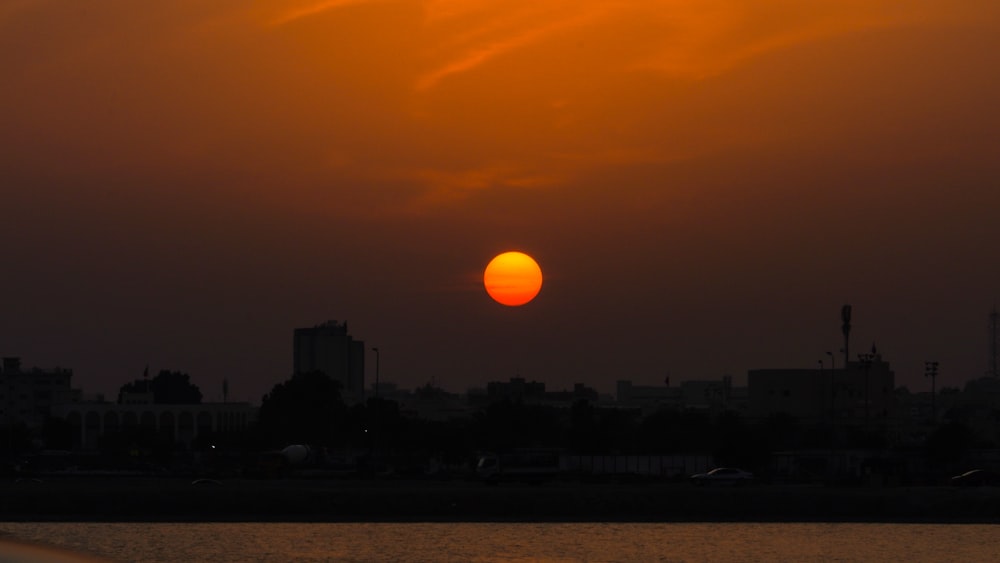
[293,320,365,403]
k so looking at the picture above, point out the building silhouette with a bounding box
[49,400,256,451]
[483,377,599,406]
[748,354,895,426]
[0,357,80,430]
[293,320,365,404]
[617,376,748,415]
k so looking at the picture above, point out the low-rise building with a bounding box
[0,357,81,429]
[49,399,257,451]
[617,376,747,414]
[483,377,598,407]
[748,356,895,426]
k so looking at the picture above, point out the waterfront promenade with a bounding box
[1,477,997,523]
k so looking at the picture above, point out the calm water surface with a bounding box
[0,522,996,562]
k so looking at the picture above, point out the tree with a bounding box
[926,419,973,466]
[118,370,202,404]
[570,399,599,453]
[257,371,346,447]
[42,416,74,450]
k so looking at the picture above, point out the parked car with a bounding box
[690,467,754,486]
[950,469,999,487]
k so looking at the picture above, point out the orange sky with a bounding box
[2,1,1000,401]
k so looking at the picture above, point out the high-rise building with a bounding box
[293,320,365,403]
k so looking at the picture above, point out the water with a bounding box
[0,522,996,562]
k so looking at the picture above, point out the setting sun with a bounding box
[484,252,543,306]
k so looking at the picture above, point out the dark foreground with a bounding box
[1,478,998,523]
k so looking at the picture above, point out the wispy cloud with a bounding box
[639,22,888,79]
[420,0,492,24]
[270,0,375,26]
[393,164,565,211]
[550,146,688,167]
[630,1,939,80]
[415,6,608,91]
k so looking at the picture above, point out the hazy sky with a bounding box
[3,0,999,403]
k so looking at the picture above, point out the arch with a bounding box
[178,411,195,445]
[66,411,83,428]
[103,411,120,434]
[65,411,83,450]
[196,411,213,434]
[159,411,176,442]
[122,411,138,429]
[84,411,100,430]
[140,411,156,430]
[84,411,101,450]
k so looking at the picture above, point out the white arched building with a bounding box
[50,401,257,450]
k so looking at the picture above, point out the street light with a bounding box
[925,361,939,422]
[826,351,836,370]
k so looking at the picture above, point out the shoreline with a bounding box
[1,478,998,524]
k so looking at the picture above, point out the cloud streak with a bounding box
[631,4,930,79]
[270,0,375,26]
[415,6,608,91]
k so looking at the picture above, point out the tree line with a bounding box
[6,369,994,478]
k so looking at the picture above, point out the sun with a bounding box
[483,251,543,306]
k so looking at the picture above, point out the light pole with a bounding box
[826,351,836,370]
[925,361,939,422]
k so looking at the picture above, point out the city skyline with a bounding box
[2,1,999,403]
[1,306,994,405]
